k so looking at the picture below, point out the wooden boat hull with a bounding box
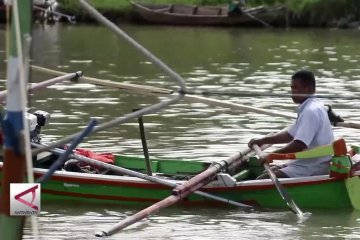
[0,154,355,209]
[131,1,285,26]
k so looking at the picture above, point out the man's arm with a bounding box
[273,139,307,153]
[248,130,293,148]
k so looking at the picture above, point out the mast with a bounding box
[0,0,33,239]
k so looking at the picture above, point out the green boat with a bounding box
[1,148,359,210]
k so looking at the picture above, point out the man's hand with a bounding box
[249,142,272,165]
[248,138,264,148]
[257,151,271,165]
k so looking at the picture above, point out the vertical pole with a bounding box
[285,6,290,29]
[133,109,152,176]
[0,1,33,239]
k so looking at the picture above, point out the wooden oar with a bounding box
[252,145,305,217]
[95,147,257,237]
[345,177,360,210]
[264,139,347,162]
[344,147,360,210]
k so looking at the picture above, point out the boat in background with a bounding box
[0,0,75,24]
[131,1,285,26]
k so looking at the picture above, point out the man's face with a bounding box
[291,78,313,104]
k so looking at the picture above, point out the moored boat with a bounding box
[131,1,285,26]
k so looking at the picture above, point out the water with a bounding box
[1,23,360,239]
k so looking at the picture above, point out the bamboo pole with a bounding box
[136,112,153,176]
[31,65,172,96]
[31,0,187,156]
[0,1,33,239]
[31,93,184,156]
[185,94,296,119]
[185,95,360,130]
[96,146,259,237]
[0,71,82,102]
[78,0,186,93]
[184,89,360,101]
[337,121,360,129]
[32,143,254,209]
[30,66,360,129]
[97,189,194,237]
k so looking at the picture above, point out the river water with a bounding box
[1,23,360,239]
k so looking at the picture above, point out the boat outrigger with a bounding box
[1,0,360,238]
[0,110,359,210]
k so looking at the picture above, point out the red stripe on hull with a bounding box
[0,164,349,194]
[33,172,171,189]
[42,189,226,207]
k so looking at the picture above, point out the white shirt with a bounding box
[280,97,334,177]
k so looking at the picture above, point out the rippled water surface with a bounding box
[1,23,360,239]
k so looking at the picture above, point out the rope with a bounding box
[209,160,228,173]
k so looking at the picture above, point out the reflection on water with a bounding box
[22,205,360,240]
[1,23,360,239]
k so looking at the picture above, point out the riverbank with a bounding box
[7,0,360,28]
[57,0,359,28]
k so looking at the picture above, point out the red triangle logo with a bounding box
[14,185,39,211]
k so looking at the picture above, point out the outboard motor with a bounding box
[27,110,51,143]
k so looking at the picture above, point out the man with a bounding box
[228,0,245,16]
[248,70,334,179]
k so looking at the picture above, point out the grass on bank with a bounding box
[58,0,360,25]
[58,0,360,12]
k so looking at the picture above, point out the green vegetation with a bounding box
[59,0,128,11]
[274,0,360,26]
[58,0,360,27]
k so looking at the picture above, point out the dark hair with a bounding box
[291,70,316,88]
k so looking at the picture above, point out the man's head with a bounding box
[291,70,316,104]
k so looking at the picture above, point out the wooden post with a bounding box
[133,109,152,176]
[0,0,33,239]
